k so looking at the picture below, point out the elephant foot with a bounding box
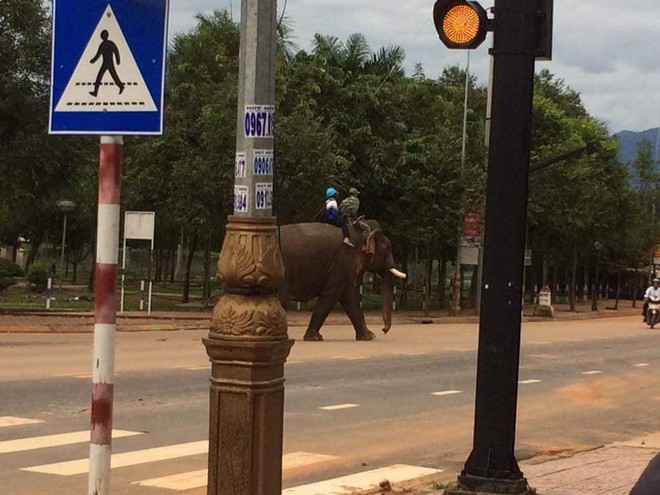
[303,331,324,341]
[356,330,376,341]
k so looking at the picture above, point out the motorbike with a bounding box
[646,296,660,328]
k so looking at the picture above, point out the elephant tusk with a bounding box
[389,268,407,279]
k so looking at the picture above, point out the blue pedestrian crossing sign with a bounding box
[49,0,169,135]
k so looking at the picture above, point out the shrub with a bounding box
[0,258,24,277]
[0,270,14,293]
[27,263,49,292]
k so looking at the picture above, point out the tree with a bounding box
[0,0,96,270]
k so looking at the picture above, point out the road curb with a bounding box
[0,306,642,334]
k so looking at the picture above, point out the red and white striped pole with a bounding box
[89,135,122,495]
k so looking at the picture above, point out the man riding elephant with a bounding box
[339,187,371,239]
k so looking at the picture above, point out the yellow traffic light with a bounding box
[433,0,489,49]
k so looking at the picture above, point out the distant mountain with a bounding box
[614,127,660,166]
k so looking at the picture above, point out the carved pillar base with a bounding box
[205,217,293,495]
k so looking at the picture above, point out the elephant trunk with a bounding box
[381,271,394,333]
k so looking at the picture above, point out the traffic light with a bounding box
[433,0,490,49]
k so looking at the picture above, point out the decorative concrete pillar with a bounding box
[205,216,292,495]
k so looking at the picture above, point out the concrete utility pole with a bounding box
[204,0,293,493]
[447,0,537,493]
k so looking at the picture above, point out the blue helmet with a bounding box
[326,187,337,198]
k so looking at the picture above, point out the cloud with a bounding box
[168,0,660,133]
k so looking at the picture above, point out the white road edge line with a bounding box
[581,370,602,375]
[21,440,208,475]
[0,430,142,454]
[133,452,340,490]
[0,417,44,428]
[634,363,650,367]
[519,379,542,384]
[283,464,443,495]
[319,404,359,411]
[431,390,463,396]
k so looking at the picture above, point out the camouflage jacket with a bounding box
[339,196,360,220]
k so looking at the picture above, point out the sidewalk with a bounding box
[375,434,660,494]
[0,299,642,333]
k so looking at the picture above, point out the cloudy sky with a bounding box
[168,0,660,134]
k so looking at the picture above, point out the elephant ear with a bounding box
[363,232,377,255]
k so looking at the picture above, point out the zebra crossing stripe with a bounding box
[282,464,443,495]
[0,417,44,428]
[0,430,142,454]
[133,452,340,490]
[21,440,208,475]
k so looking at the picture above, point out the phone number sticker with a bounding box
[235,152,247,178]
[244,105,275,138]
[255,183,273,210]
[253,150,274,176]
[234,185,249,213]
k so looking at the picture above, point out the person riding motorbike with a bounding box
[642,278,660,322]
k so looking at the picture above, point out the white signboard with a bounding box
[244,105,275,138]
[253,149,274,176]
[539,289,552,307]
[234,185,249,213]
[461,246,480,266]
[255,183,273,210]
[235,152,247,178]
[124,211,155,242]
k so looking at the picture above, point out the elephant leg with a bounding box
[339,285,375,341]
[304,290,340,341]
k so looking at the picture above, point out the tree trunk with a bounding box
[632,269,638,308]
[569,248,577,311]
[25,241,41,273]
[202,230,212,301]
[182,230,198,303]
[614,271,621,310]
[164,248,171,284]
[155,247,162,282]
[437,257,447,309]
[424,254,432,316]
[72,261,79,284]
[398,257,408,310]
[11,238,19,263]
[174,228,185,280]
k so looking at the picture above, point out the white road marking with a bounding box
[345,356,369,361]
[282,464,443,495]
[431,390,463,397]
[519,379,542,384]
[0,430,141,454]
[581,370,602,375]
[319,404,359,411]
[406,352,428,356]
[634,363,651,367]
[21,440,208,475]
[133,451,340,490]
[0,417,44,428]
[185,366,210,371]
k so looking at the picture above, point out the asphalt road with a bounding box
[1,315,659,494]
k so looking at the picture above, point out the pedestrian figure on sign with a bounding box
[89,30,125,97]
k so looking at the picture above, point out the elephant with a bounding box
[277,221,407,341]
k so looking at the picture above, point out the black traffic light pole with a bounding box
[450,0,537,493]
